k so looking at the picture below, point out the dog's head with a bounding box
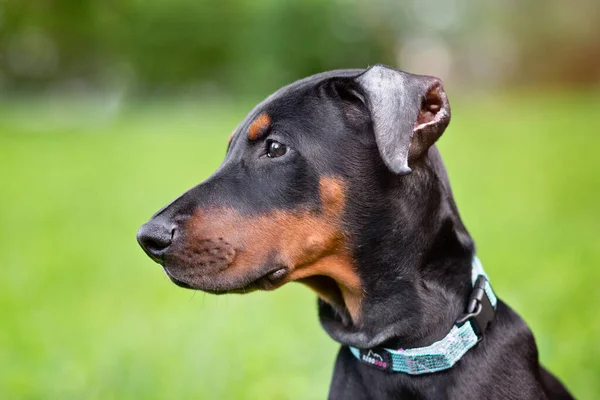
[137,65,450,325]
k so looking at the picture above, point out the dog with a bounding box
[137,65,573,399]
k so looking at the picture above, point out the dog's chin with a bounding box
[162,265,289,294]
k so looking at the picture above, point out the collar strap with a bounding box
[349,256,497,375]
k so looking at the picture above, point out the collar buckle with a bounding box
[456,275,496,339]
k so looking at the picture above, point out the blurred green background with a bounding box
[1,0,599,399]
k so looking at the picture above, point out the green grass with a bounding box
[0,92,599,399]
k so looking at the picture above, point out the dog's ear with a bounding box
[354,64,451,175]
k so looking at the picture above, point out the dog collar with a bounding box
[349,256,497,375]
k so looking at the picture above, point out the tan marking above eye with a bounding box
[248,113,271,141]
[182,177,363,323]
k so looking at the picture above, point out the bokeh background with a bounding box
[1,0,599,398]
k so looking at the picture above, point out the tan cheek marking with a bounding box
[183,177,363,323]
[288,178,362,322]
[228,129,235,146]
[248,113,271,141]
[319,177,345,216]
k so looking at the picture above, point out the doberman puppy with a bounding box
[137,65,573,399]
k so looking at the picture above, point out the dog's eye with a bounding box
[266,140,288,158]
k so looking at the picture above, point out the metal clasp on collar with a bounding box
[456,275,496,339]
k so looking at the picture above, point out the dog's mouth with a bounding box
[163,265,290,294]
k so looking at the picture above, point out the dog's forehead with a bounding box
[261,68,363,106]
[232,69,364,139]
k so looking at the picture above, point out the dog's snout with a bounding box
[137,219,175,260]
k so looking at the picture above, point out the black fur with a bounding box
[137,65,573,399]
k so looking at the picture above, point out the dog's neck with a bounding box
[319,147,476,350]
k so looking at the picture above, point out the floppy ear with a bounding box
[355,64,451,175]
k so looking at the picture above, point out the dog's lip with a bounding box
[162,265,289,294]
[266,267,287,282]
[163,268,196,290]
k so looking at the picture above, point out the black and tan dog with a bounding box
[137,65,572,399]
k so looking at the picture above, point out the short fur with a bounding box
[137,65,572,399]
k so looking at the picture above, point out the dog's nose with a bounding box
[137,219,175,260]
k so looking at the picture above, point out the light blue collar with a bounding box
[349,256,497,375]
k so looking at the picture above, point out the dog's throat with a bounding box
[297,275,362,325]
